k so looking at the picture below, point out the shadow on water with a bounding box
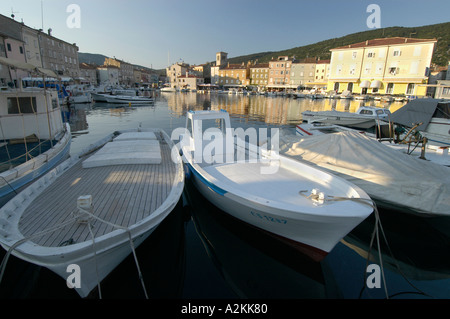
[323,208,450,299]
[183,179,331,299]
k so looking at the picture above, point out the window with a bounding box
[364,62,372,74]
[7,43,11,51]
[349,64,356,75]
[386,83,394,94]
[52,98,58,109]
[352,52,357,59]
[347,83,353,92]
[393,50,401,57]
[389,67,398,75]
[375,62,384,74]
[413,46,421,56]
[367,51,375,58]
[336,65,342,75]
[406,83,415,95]
[7,97,37,114]
[410,61,419,74]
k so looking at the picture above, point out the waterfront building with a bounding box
[434,80,450,99]
[268,56,295,90]
[218,62,250,88]
[290,58,316,89]
[327,37,437,97]
[0,34,10,84]
[0,13,80,82]
[97,65,119,85]
[192,64,211,83]
[38,29,80,80]
[0,14,28,83]
[312,60,331,90]
[165,62,190,89]
[176,72,204,91]
[22,25,42,68]
[104,57,134,86]
[79,63,98,85]
[211,52,228,86]
[249,63,269,89]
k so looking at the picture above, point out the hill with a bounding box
[78,52,165,75]
[226,22,450,66]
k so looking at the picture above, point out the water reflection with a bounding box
[161,92,405,126]
[184,179,329,298]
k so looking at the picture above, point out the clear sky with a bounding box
[1,0,449,69]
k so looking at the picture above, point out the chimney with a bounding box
[366,40,369,45]
[48,28,52,36]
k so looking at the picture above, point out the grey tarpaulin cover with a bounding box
[279,131,450,216]
[389,99,439,130]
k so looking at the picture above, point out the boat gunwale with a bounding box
[0,128,184,260]
[185,150,373,220]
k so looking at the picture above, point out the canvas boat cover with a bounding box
[389,99,440,130]
[278,131,450,216]
[82,132,161,168]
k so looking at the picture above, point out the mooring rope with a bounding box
[322,194,430,299]
[0,206,149,299]
[76,207,149,299]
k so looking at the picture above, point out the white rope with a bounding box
[77,207,149,299]
[324,195,390,299]
[0,216,79,286]
[0,206,149,299]
[87,222,102,299]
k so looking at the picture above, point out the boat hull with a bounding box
[0,128,184,298]
[302,112,376,129]
[185,162,369,261]
[421,118,450,147]
[0,123,72,202]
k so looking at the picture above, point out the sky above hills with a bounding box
[1,0,449,69]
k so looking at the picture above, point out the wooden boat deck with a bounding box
[18,133,176,248]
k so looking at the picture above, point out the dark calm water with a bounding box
[0,92,449,301]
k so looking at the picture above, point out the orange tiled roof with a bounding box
[331,37,436,50]
[222,64,247,70]
[250,63,269,68]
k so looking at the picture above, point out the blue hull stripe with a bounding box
[0,139,71,198]
[187,163,227,196]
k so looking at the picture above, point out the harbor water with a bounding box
[0,92,449,300]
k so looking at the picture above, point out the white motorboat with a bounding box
[101,94,155,104]
[91,92,110,102]
[301,106,391,129]
[339,90,353,99]
[0,59,71,205]
[69,92,92,104]
[160,87,176,92]
[0,128,184,298]
[179,110,373,261]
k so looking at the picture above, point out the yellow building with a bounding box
[327,37,437,97]
[219,62,250,88]
[249,63,269,88]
